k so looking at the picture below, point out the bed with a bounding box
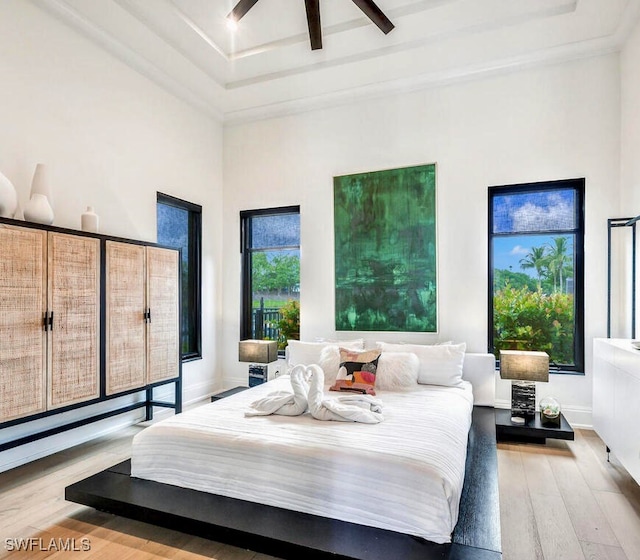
[66,349,501,559]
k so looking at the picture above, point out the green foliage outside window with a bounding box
[493,286,574,364]
[277,300,300,350]
[493,237,575,366]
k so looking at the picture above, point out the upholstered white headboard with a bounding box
[462,353,496,407]
[285,342,497,407]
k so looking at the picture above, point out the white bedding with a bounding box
[131,376,474,543]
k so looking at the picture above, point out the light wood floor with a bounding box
[1,420,639,559]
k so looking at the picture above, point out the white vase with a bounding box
[0,170,18,218]
[81,206,99,233]
[30,163,53,208]
[24,193,54,225]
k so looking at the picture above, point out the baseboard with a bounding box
[0,410,145,473]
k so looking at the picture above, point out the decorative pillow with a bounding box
[375,352,419,390]
[286,339,364,370]
[329,348,381,395]
[318,345,341,384]
[377,342,466,387]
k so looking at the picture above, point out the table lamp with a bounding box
[499,350,549,423]
[239,340,278,387]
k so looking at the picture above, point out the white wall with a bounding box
[223,54,622,427]
[619,18,640,338]
[621,20,640,216]
[0,0,223,471]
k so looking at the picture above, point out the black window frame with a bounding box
[157,192,202,362]
[240,205,301,343]
[488,178,585,374]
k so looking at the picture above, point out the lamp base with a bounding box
[248,364,268,387]
[511,380,536,417]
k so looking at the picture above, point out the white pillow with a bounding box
[287,339,364,369]
[318,345,341,383]
[376,352,419,390]
[377,342,466,387]
[318,347,419,389]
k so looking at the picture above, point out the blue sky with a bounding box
[493,189,575,234]
[492,189,576,276]
[493,235,569,276]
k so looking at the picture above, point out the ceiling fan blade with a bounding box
[304,0,322,50]
[227,0,261,22]
[350,0,395,34]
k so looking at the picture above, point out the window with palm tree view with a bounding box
[240,207,300,350]
[489,180,584,373]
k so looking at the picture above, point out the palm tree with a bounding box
[519,246,548,290]
[545,237,572,293]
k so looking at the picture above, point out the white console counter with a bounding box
[593,338,640,484]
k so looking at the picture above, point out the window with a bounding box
[240,206,300,350]
[157,192,202,361]
[488,179,585,373]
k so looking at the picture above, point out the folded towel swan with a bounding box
[245,364,384,423]
[245,364,310,417]
[306,364,384,424]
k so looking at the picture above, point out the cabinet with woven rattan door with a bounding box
[0,224,48,422]
[47,232,101,409]
[105,242,179,395]
[0,225,100,421]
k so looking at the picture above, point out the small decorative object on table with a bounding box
[24,163,54,224]
[0,170,18,218]
[540,396,561,427]
[23,193,54,225]
[81,206,99,232]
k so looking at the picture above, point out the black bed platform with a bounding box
[65,406,501,560]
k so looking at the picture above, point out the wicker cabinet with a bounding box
[146,247,180,384]
[0,218,181,452]
[47,232,101,409]
[105,243,179,395]
[0,226,100,421]
[0,225,48,422]
[105,242,146,395]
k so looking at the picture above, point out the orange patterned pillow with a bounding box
[329,348,381,396]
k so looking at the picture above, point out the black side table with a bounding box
[211,386,249,402]
[495,409,574,444]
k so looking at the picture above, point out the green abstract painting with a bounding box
[334,164,437,332]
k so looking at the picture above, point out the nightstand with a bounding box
[495,409,574,443]
[211,386,249,402]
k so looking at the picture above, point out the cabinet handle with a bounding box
[147,308,151,323]
[43,311,49,332]
[49,311,54,331]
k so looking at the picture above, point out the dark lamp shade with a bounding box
[239,340,278,364]
[499,350,549,382]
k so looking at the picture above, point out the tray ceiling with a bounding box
[30,0,640,122]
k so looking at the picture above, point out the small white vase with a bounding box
[30,163,53,208]
[81,206,99,233]
[24,193,54,225]
[0,170,18,218]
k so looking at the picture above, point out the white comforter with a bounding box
[131,377,474,543]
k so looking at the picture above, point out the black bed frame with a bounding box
[65,406,501,560]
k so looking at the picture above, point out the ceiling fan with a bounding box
[226,0,395,51]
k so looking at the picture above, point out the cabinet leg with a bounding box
[175,378,182,414]
[146,387,153,421]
